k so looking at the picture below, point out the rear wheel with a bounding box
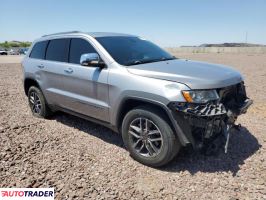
[28,86,52,118]
[122,106,180,167]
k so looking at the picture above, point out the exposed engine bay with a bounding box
[169,82,253,154]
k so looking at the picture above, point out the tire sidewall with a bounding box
[122,107,178,166]
[28,86,48,118]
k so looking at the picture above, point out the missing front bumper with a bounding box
[168,98,253,153]
[169,98,253,117]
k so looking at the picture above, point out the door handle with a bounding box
[37,65,44,69]
[64,68,73,74]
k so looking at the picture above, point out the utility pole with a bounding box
[245,31,248,44]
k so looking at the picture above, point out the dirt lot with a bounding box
[0,54,265,199]
[0,55,23,64]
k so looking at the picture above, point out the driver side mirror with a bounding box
[80,53,106,68]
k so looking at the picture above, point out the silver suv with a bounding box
[22,31,252,166]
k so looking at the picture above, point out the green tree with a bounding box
[0,41,32,48]
[9,42,20,47]
[20,42,31,47]
[1,41,10,49]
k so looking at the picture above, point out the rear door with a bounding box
[60,38,109,122]
[27,40,48,87]
[40,38,71,106]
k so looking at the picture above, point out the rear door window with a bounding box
[30,41,48,59]
[46,39,70,62]
[69,38,97,64]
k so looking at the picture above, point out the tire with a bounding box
[28,86,52,118]
[122,106,181,167]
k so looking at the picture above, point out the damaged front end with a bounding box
[169,82,253,154]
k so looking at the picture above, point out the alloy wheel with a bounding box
[128,117,163,157]
[29,91,42,114]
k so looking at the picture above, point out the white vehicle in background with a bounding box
[0,49,8,55]
[8,49,18,55]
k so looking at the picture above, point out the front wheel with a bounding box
[121,106,180,167]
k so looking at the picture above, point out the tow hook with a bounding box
[223,123,242,153]
[223,124,232,154]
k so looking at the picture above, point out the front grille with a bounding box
[218,82,247,110]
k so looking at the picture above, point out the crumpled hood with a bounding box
[126,59,243,89]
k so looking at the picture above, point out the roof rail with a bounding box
[42,31,82,37]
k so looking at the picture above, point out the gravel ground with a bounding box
[0,55,23,64]
[0,53,265,199]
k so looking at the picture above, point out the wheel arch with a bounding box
[116,97,190,146]
[24,78,40,96]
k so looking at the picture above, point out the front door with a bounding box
[60,38,109,122]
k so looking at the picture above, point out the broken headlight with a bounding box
[182,90,219,103]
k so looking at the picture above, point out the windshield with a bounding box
[95,36,175,66]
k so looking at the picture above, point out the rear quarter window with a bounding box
[30,41,48,59]
[46,39,70,62]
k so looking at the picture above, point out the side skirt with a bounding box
[52,105,118,133]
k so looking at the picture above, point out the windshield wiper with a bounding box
[125,56,176,66]
[159,56,176,61]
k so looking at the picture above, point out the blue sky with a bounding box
[0,0,265,46]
